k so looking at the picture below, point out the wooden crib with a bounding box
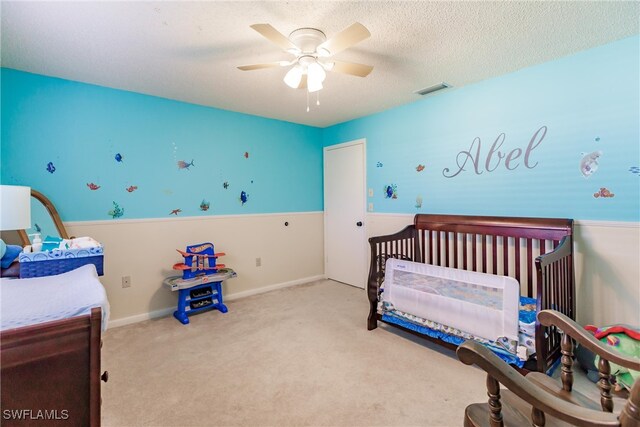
[367,214,575,373]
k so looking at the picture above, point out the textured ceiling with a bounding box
[2,1,638,128]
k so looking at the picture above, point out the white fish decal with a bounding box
[580,151,602,178]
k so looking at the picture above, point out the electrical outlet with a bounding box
[256,257,261,267]
[122,276,131,288]
[368,188,374,197]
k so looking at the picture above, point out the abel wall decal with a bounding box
[442,125,547,178]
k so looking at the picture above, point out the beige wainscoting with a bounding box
[365,214,639,326]
[573,220,640,327]
[66,212,324,326]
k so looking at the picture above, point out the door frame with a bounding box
[323,138,367,287]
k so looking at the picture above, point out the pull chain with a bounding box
[316,91,320,106]
[306,90,310,112]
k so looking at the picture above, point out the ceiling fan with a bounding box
[238,22,373,93]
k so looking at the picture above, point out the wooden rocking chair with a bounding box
[457,310,640,427]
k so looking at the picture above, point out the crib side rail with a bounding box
[367,225,419,330]
[535,235,576,372]
[368,225,419,290]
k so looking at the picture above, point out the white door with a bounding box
[324,139,366,288]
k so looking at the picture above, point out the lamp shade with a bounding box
[307,61,326,83]
[0,185,31,231]
[283,65,304,89]
[306,61,326,93]
[307,77,323,93]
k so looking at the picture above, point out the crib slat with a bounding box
[491,235,497,274]
[482,235,487,273]
[378,243,383,284]
[503,236,509,277]
[453,232,458,269]
[443,231,449,267]
[562,257,568,315]
[550,262,560,310]
[527,239,533,297]
[472,234,477,271]
[515,238,521,286]
[463,233,468,270]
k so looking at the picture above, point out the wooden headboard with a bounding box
[413,214,573,302]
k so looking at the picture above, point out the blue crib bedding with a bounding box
[381,295,538,368]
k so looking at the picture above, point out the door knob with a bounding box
[101,371,109,383]
[356,221,363,227]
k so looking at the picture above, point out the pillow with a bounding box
[0,239,6,258]
[1,244,22,269]
[1,261,20,278]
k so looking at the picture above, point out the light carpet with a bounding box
[101,280,502,426]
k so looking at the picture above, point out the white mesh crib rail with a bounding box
[383,258,519,342]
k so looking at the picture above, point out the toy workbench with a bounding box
[165,242,236,325]
[163,269,237,324]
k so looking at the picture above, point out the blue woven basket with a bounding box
[19,255,104,278]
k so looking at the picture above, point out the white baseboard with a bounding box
[107,274,326,329]
[108,307,175,329]
[225,274,325,301]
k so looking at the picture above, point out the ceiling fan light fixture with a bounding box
[307,61,326,83]
[307,78,323,93]
[241,23,373,108]
[284,65,304,89]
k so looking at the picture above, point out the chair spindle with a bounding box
[532,407,546,427]
[598,357,614,413]
[486,374,503,427]
[560,333,574,392]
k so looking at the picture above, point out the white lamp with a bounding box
[306,61,326,93]
[0,185,31,230]
[283,65,304,89]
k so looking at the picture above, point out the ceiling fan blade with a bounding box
[329,60,373,77]
[317,22,370,56]
[237,62,286,71]
[250,24,299,52]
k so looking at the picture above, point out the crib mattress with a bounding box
[0,264,110,331]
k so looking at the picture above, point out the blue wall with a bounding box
[2,36,639,223]
[323,36,640,221]
[1,69,323,221]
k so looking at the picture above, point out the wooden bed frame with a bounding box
[1,308,105,426]
[367,214,575,373]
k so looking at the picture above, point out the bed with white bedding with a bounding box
[0,264,109,331]
[1,264,108,426]
[380,258,537,367]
